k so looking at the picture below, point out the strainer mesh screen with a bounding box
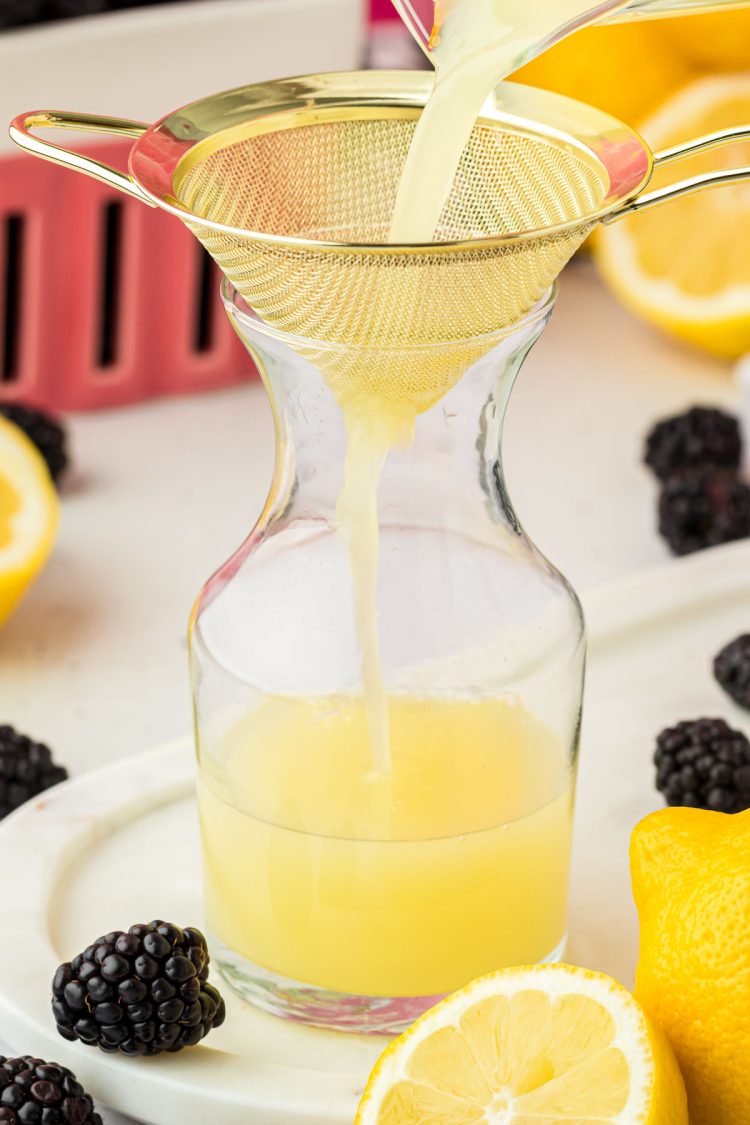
[175,115,607,411]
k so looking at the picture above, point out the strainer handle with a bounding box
[9,111,154,206]
[603,125,750,222]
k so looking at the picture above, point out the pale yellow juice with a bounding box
[198,694,574,998]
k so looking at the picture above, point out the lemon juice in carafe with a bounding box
[199,694,574,1002]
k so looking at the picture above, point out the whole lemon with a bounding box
[631,806,750,1125]
[513,22,691,124]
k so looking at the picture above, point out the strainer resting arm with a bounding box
[10,108,750,226]
[9,111,152,205]
[604,124,750,222]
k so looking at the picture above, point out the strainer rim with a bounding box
[220,276,558,354]
[128,72,654,252]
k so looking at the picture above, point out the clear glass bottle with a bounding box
[190,281,585,1035]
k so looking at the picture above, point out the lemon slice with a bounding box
[0,416,58,626]
[356,964,688,1124]
[595,75,750,359]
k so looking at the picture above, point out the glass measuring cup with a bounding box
[392,0,750,75]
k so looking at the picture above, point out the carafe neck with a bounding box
[225,291,555,544]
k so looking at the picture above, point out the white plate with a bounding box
[0,541,748,1124]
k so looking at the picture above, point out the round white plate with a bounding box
[0,541,749,1123]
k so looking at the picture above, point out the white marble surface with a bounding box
[2,543,749,1123]
[0,260,741,1122]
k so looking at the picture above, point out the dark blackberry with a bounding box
[644,406,742,481]
[0,1055,102,1123]
[714,634,750,711]
[0,726,68,821]
[47,0,111,18]
[658,466,750,556]
[655,718,750,813]
[52,921,226,1056]
[0,405,68,485]
[0,1,46,29]
[0,0,188,28]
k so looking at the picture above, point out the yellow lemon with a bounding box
[658,7,750,70]
[0,416,58,626]
[595,74,750,358]
[632,806,750,1125]
[514,22,690,125]
[356,963,688,1124]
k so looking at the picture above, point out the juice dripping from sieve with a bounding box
[336,411,414,776]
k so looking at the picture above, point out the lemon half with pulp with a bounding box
[596,75,750,359]
[356,963,688,1124]
[0,415,58,625]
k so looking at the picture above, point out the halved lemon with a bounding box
[595,75,750,359]
[356,964,688,1124]
[514,21,689,129]
[657,7,750,71]
[0,416,58,626]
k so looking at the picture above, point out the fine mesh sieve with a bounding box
[10,72,750,412]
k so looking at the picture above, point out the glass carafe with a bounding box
[190,281,585,1035]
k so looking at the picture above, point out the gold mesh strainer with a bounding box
[10,72,750,412]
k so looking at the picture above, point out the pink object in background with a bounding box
[371,0,399,19]
[368,0,426,68]
[0,141,249,412]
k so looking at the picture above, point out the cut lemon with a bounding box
[356,964,688,1124]
[0,416,58,626]
[595,75,750,359]
[514,22,689,130]
[657,8,750,71]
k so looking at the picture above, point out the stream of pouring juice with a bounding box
[334,412,412,775]
[199,695,574,997]
[341,0,625,767]
[389,0,631,243]
[337,0,613,771]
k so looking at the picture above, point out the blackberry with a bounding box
[0,405,68,485]
[0,1055,102,1123]
[52,921,226,1056]
[0,1,46,29]
[658,466,750,556]
[714,634,750,711]
[0,727,68,821]
[0,0,185,28]
[48,0,111,18]
[644,406,742,481]
[655,718,750,813]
